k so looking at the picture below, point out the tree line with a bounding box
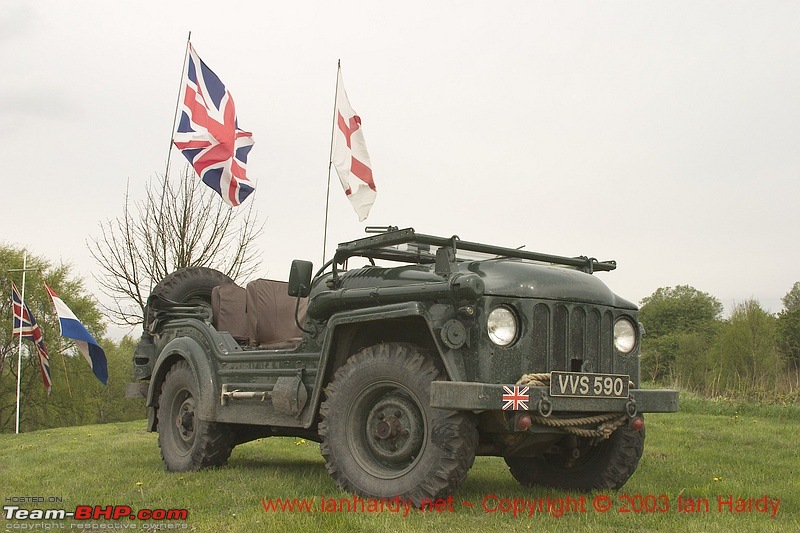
[0,246,146,433]
[639,283,800,402]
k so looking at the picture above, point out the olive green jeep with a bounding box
[130,226,678,504]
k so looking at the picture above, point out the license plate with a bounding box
[550,371,629,399]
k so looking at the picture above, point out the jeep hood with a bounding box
[461,259,637,309]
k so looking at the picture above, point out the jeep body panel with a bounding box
[144,301,450,432]
[465,259,636,309]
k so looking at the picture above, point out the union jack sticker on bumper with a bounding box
[501,385,529,410]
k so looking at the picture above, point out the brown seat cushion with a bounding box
[245,279,308,348]
[211,284,249,342]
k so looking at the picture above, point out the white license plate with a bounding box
[550,371,629,399]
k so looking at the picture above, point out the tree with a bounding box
[0,245,109,432]
[672,332,720,394]
[777,282,800,371]
[89,167,263,326]
[710,299,780,397]
[638,285,723,381]
[782,281,800,312]
[639,285,723,338]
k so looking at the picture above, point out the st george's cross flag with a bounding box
[173,43,255,206]
[11,283,52,394]
[45,284,108,385]
[331,67,376,221]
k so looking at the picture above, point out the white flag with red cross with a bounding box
[331,67,376,221]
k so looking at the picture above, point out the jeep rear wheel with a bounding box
[505,422,644,491]
[319,343,477,505]
[157,361,234,471]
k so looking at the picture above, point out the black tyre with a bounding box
[505,421,645,491]
[319,343,478,505]
[150,266,233,304]
[157,361,234,471]
[145,267,232,327]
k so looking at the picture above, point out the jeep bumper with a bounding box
[430,381,679,413]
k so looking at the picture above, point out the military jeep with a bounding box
[131,226,678,504]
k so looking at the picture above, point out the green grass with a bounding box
[1,401,798,532]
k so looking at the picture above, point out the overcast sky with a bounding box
[2,1,799,339]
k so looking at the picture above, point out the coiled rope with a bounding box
[516,373,630,439]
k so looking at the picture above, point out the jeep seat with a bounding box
[210,283,249,343]
[245,279,308,350]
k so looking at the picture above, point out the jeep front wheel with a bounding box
[319,343,477,505]
[157,361,234,471]
[505,422,645,491]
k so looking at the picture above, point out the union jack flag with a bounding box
[173,43,255,206]
[11,283,52,395]
[501,385,529,411]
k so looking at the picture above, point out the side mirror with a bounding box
[288,260,313,298]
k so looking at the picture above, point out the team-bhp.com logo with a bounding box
[4,505,188,521]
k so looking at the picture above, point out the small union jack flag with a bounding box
[501,385,529,411]
[11,283,52,395]
[173,43,255,206]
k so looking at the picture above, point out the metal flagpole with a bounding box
[13,252,28,434]
[163,31,192,189]
[9,254,45,433]
[58,335,73,398]
[154,31,192,288]
[322,60,341,265]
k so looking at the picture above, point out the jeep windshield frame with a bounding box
[332,227,617,274]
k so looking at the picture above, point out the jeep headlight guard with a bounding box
[487,306,518,346]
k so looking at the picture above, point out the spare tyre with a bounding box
[144,267,233,328]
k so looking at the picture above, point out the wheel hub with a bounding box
[375,415,405,440]
[364,393,424,468]
[175,396,196,442]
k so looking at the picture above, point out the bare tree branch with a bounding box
[88,166,264,326]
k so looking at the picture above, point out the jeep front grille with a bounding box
[531,303,614,374]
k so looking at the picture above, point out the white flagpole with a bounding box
[14,252,27,434]
[322,60,341,265]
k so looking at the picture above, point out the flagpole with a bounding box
[163,31,192,187]
[322,60,341,265]
[14,252,27,435]
[10,256,46,432]
[155,31,192,286]
[59,338,73,398]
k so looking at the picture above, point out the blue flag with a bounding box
[45,284,108,385]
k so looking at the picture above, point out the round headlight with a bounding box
[614,318,637,354]
[488,306,518,346]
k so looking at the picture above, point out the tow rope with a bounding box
[516,372,632,439]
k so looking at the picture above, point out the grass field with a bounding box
[1,394,797,532]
